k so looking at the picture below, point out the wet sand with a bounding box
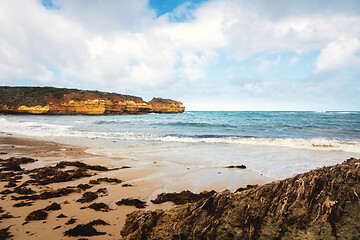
[0,134,274,239]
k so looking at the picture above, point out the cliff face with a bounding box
[149,98,185,113]
[121,158,360,240]
[0,87,185,115]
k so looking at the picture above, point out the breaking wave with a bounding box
[1,117,359,153]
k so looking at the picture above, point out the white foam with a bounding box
[1,116,360,153]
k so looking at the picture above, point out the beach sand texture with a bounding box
[0,134,271,239]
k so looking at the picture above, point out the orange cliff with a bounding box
[0,87,185,115]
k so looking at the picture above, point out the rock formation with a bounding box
[121,158,360,239]
[0,86,185,115]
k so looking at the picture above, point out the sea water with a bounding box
[1,111,359,179]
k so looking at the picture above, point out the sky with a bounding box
[0,0,360,110]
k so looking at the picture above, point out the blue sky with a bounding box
[1,0,360,110]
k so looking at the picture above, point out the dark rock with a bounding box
[122,183,134,187]
[64,224,105,237]
[4,180,17,188]
[1,157,37,172]
[65,218,77,225]
[77,183,93,190]
[25,210,48,222]
[0,172,16,181]
[121,210,164,239]
[0,226,13,239]
[0,213,15,221]
[121,158,360,240]
[76,192,98,203]
[116,198,147,209]
[151,190,216,205]
[56,214,67,218]
[13,201,34,208]
[53,226,61,230]
[121,166,131,169]
[96,188,107,194]
[0,190,14,195]
[88,219,109,226]
[235,184,259,193]
[14,186,36,195]
[12,187,76,201]
[28,166,91,185]
[226,165,246,169]
[89,177,122,184]
[55,161,110,171]
[43,203,61,211]
[87,203,110,212]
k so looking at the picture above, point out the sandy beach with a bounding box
[0,133,273,239]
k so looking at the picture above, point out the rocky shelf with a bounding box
[121,158,360,240]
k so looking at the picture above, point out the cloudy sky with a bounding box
[1,0,359,110]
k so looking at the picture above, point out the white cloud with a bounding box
[258,55,281,73]
[315,37,360,73]
[0,0,359,109]
[290,56,299,65]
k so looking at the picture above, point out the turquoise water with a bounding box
[1,111,359,178]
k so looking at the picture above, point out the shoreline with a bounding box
[0,134,273,239]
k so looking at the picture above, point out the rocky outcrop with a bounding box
[121,158,360,240]
[0,87,185,115]
[148,98,185,113]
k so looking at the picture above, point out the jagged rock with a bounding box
[121,210,164,239]
[116,198,147,209]
[121,158,360,240]
[151,190,217,205]
[235,184,259,193]
[0,86,185,115]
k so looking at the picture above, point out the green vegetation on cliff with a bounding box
[0,86,185,115]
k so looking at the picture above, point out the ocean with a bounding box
[1,111,359,179]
